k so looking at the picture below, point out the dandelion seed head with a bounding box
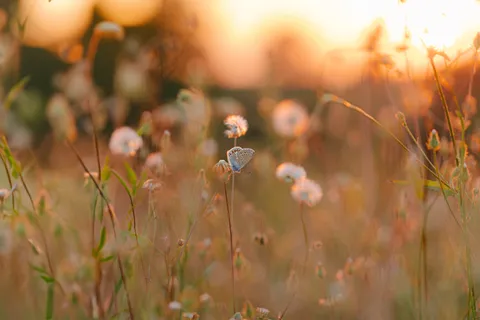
[199,292,211,303]
[109,126,143,156]
[168,301,182,311]
[224,115,248,138]
[145,152,166,176]
[142,179,162,192]
[0,188,10,202]
[276,162,307,183]
[291,178,323,207]
[256,307,270,317]
[272,100,309,138]
[182,312,200,319]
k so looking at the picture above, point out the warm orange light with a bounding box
[196,0,480,88]
[96,0,163,27]
[17,0,94,48]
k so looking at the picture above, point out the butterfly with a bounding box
[227,146,255,173]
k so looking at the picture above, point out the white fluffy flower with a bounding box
[276,162,307,183]
[291,178,323,207]
[224,115,248,138]
[168,301,182,311]
[145,152,166,176]
[272,100,309,138]
[109,126,143,156]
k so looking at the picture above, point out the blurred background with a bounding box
[4,0,480,147]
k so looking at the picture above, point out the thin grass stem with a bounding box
[223,181,236,314]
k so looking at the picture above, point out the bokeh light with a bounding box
[17,0,94,48]
[96,0,163,26]
[195,0,480,88]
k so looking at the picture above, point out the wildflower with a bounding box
[0,188,11,202]
[426,129,440,151]
[145,152,166,176]
[109,126,143,156]
[256,307,270,318]
[168,301,182,311]
[177,239,185,247]
[93,21,125,40]
[182,312,200,319]
[213,160,231,176]
[224,115,248,138]
[199,293,211,303]
[142,179,162,192]
[272,100,309,138]
[291,178,323,207]
[276,162,307,183]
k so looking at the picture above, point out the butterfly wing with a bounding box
[227,147,255,173]
[227,147,242,172]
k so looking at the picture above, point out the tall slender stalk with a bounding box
[223,181,236,314]
[428,49,476,319]
[299,204,308,274]
[324,94,453,189]
[0,154,14,211]
[66,141,134,320]
[427,54,458,166]
[230,137,237,225]
[278,203,308,320]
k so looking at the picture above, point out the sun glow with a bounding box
[196,0,480,87]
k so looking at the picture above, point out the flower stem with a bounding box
[299,203,308,275]
[223,181,236,314]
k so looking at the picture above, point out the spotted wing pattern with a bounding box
[227,146,255,173]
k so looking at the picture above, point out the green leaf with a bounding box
[45,283,54,320]
[40,275,55,283]
[4,76,30,110]
[124,162,137,188]
[28,239,41,255]
[137,123,151,136]
[94,226,107,257]
[101,157,111,182]
[30,264,49,275]
[1,137,22,178]
[100,255,115,263]
[111,169,132,196]
[390,179,456,196]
